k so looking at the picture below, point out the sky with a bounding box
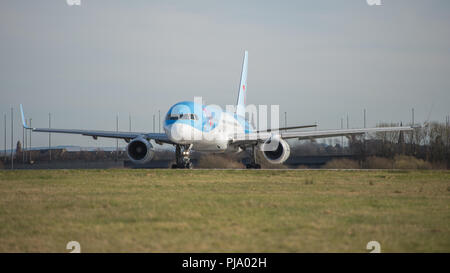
[1,0,449,149]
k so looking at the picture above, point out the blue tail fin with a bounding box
[236,50,248,117]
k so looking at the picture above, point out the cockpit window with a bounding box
[167,113,198,120]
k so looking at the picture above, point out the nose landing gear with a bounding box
[172,144,193,169]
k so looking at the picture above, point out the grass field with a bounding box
[0,169,449,252]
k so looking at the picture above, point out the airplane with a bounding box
[20,51,413,169]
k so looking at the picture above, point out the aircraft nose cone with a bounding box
[167,123,192,142]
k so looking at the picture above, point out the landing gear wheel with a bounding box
[246,145,261,169]
[173,144,193,169]
[246,163,261,169]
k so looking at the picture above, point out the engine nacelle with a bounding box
[260,136,290,164]
[126,137,155,164]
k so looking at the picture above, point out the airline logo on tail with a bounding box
[236,50,248,117]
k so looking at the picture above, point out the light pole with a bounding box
[3,114,6,162]
[49,113,51,161]
[22,119,25,163]
[29,118,32,162]
[129,113,131,132]
[10,108,13,169]
[347,114,349,129]
[364,109,366,128]
[284,112,287,131]
[116,113,119,161]
[24,120,27,162]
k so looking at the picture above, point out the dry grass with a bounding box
[323,159,360,169]
[0,169,449,252]
[195,154,244,169]
[393,155,432,170]
[365,156,394,169]
[327,156,437,170]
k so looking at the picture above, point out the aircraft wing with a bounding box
[281,126,413,140]
[20,105,172,144]
[255,124,317,133]
[231,126,413,145]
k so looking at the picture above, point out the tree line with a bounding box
[1,120,449,169]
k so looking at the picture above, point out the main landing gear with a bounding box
[172,144,193,169]
[246,145,261,169]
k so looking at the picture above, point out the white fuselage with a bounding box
[164,111,249,152]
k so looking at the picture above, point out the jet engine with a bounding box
[260,136,291,164]
[126,136,155,164]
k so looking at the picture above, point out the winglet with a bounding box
[19,104,31,129]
